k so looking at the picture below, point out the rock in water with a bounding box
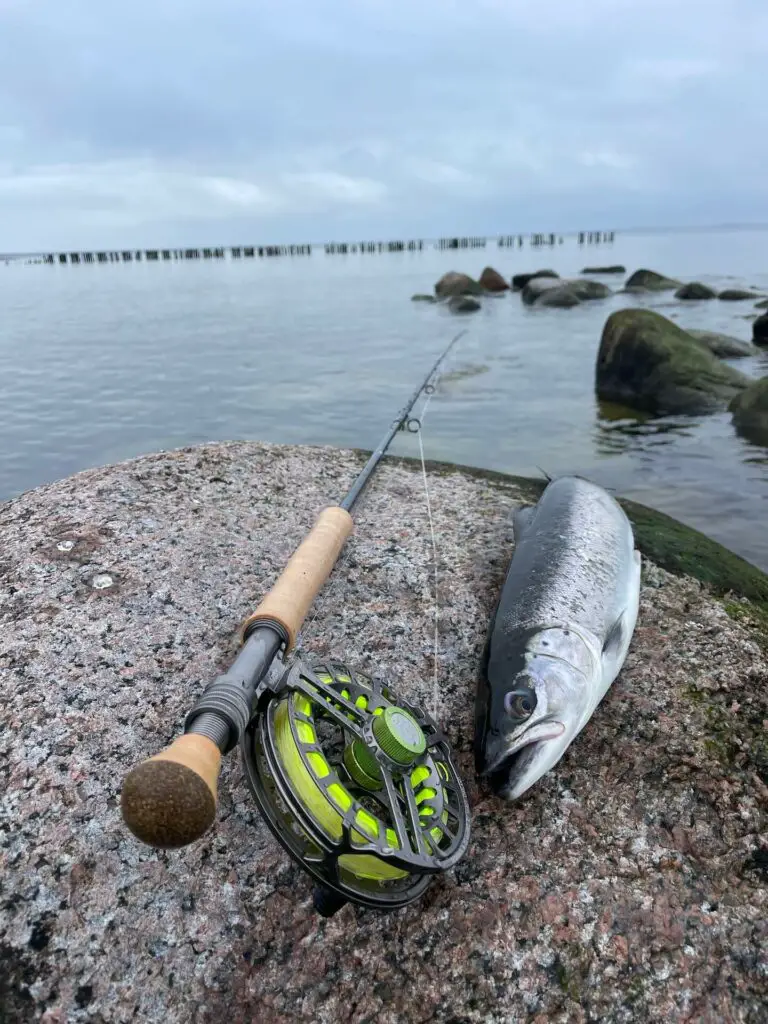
[567,279,612,300]
[719,289,763,301]
[521,276,567,305]
[511,269,558,290]
[522,277,610,307]
[595,308,750,415]
[675,282,717,300]
[624,268,681,291]
[536,286,582,308]
[411,293,437,302]
[580,264,626,274]
[434,271,483,298]
[755,298,768,309]
[730,376,768,446]
[448,295,481,313]
[686,329,757,359]
[754,313,768,346]
[478,266,510,292]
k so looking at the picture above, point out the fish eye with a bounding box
[504,688,536,720]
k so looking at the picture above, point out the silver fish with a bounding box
[474,475,641,800]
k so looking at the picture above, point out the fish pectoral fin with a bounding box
[602,611,626,658]
[512,505,536,541]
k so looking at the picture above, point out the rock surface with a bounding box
[511,269,558,291]
[478,267,510,292]
[753,313,768,346]
[730,376,768,447]
[434,271,483,298]
[580,265,626,274]
[719,289,763,301]
[674,282,717,300]
[595,309,750,415]
[1,442,767,1024]
[686,329,757,359]
[624,269,681,292]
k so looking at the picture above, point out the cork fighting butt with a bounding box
[240,505,354,651]
[120,734,222,849]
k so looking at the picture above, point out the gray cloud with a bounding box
[1,0,766,249]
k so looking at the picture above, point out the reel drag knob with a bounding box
[373,707,427,765]
[344,706,426,789]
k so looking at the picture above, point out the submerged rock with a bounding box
[686,329,757,359]
[511,268,558,290]
[675,282,717,300]
[478,266,509,292]
[754,313,768,346]
[411,293,437,302]
[580,264,626,274]
[624,268,681,292]
[719,288,763,301]
[595,308,750,415]
[755,298,768,309]
[730,376,768,446]
[448,295,481,313]
[1,441,767,1023]
[434,271,483,298]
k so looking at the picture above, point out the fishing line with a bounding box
[416,420,441,722]
[298,332,464,670]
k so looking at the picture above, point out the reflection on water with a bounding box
[1,226,768,570]
[594,402,701,455]
[437,363,490,387]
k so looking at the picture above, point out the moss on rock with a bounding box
[729,375,768,447]
[595,308,750,415]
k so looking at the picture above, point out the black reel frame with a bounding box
[240,657,471,916]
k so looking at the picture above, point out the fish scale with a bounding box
[500,479,632,643]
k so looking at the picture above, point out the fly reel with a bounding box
[241,658,471,916]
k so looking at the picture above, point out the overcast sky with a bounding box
[1,0,767,250]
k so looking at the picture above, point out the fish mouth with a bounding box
[480,719,566,777]
[487,743,543,798]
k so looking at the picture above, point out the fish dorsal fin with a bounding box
[513,505,536,541]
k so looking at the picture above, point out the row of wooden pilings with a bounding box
[42,232,616,265]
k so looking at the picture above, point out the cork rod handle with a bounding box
[120,733,221,848]
[240,505,354,650]
[121,505,354,849]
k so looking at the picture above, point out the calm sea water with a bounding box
[1,228,767,569]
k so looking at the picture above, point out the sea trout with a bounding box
[474,475,642,800]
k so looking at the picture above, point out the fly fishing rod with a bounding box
[121,331,471,916]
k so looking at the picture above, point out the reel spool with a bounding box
[242,658,471,916]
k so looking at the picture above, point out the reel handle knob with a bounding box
[120,734,222,849]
